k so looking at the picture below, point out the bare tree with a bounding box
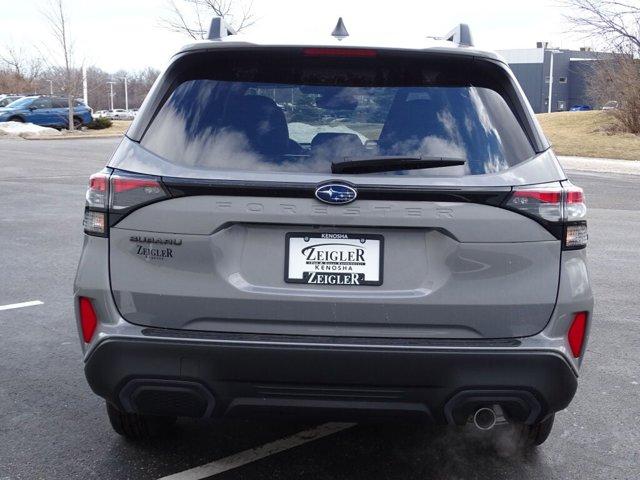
[42,0,81,131]
[564,0,640,134]
[564,0,640,53]
[0,45,44,93]
[161,0,255,40]
[585,55,640,133]
[0,46,44,84]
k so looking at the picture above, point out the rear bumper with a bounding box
[85,332,577,425]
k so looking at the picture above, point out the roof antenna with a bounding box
[332,17,349,40]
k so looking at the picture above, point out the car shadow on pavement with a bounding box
[99,419,556,480]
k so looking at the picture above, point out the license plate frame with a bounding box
[284,232,384,286]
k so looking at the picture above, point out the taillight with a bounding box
[110,172,166,211]
[83,210,107,236]
[87,172,108,208]
[563,184,588,249]
[78,297,98,343]
[83,169,168,236]
[505,185,563,222]
[83,171,109,236]
[504,182,587,249]
[567,312,588,357]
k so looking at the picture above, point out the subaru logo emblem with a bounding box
[315,183,357,205]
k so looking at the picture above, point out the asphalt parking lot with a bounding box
[0,137,639,480]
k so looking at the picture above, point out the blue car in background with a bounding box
[569,105,592,111]
[0,95,93,129]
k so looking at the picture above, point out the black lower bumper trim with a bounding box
[85,336,577,423]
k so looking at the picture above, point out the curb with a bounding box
[558,156,640,176]
[21,133,124,140]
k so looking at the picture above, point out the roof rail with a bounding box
[207,17,236,40]
[443,24,473,47]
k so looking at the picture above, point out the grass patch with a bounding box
[57,120,132,137]
[536,111,640,160]
[83,119,131,136]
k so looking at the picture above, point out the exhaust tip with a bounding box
[473,407,497,430]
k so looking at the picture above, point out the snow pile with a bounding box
[288,122,368,144]
[0,121,62,138]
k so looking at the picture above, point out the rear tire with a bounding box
[8,116,24,123]
[72,116,82,129]
[106,402,176,440]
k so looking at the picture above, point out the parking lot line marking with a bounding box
[158,422,356,480]
[0,300,44,311]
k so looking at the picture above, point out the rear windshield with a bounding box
[141,50,536,177]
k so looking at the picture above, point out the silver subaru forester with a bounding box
[74,19,593,446]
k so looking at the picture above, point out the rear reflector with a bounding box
[567,312,588,357]
[302,48,377,57]
[78,297,98,343]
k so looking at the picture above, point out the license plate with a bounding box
[285,233,383,286]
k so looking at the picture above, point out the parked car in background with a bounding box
[0,94,23,107]
[105,109,135,120]
[0,95,93,129]
[569,105,592,111]
[602,101,618,110]
[93,109,136,120]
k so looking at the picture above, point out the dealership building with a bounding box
[497,44,613,113]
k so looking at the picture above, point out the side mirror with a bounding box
[28,106,37,111]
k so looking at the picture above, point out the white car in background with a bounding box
[107,109,135,120]
[93,109,136,120]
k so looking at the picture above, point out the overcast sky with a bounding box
[1,0,589,72]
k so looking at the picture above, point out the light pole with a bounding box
[82,65,88,106]
[547,49,562,114]
[120,76,129,111]
[107,81,116,110]
[46,79,53,95]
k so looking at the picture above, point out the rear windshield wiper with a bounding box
[331,156,466,174]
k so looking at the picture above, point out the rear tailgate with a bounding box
[107,47,563,339]
[109,183,560,339]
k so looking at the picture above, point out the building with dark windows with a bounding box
[497,44,616,113]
